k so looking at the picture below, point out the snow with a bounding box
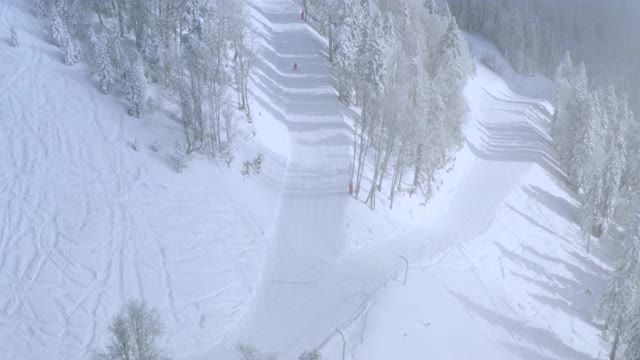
[0,0,613,359]
[0,0,276,358]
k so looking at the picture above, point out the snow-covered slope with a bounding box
[0,1,279,358]
[0,0,613,359]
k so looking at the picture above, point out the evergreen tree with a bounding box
[127,55,146,118]
[35,0,49,18]
[97,36,114,94]
[333,0,360,104]
[581,174,604,251]
[601,224,640,360]
[600,127,626,236]
[437,17,472,92]
[50,7,69,47]
[64,40,81,65]
[623,301,640,360]
[87,27,101,60]
[141,29,161,72]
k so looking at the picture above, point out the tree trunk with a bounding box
[378,133,395,191]
[610,319,621,360]
[412,144,423,194]
[328,17,334,63]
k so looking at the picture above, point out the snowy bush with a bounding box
[241,161,251,178]
[237,344,260,360]
[150,140,159,153]
[174,141,187,173]
[299,349,321,360]
[252,154,264,175]
[241,154,264,178]
[129,138,140,152]
[9,25,19,47]
[94,300,170,360]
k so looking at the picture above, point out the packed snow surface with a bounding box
[0,0,611,359]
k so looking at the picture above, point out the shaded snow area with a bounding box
[0,0,615,359]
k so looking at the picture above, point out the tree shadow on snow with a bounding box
[495,242,608,329]
[449,289,599,360]
[506,205,573,243]
[521,185,579,225]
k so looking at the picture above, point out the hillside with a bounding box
[0,0,615,359]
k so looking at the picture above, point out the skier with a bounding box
[301,10,305,20]
[349,181,353,195]
[293,62,298,71]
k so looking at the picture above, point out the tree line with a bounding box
[304,0,473,209]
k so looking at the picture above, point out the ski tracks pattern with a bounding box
[0,1,263,358]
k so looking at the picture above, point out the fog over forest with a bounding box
[450,0,640,112]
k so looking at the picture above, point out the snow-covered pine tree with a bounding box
[623,299,640,360]
[140,29,161,77]
[97,36,114,94]
[569,94,597,191]
[600,123,627,236]
[333,0,360,105]
[9,25,19,47]
[552,52,575,156]
[436,17,471,144]
[356,0,387,96]
[424,0,438,15]
[126,55,146,118]
[87,27,100,60]
[35,0,49,18]
[620,97,639,194]
[107,26,126,84]
[64,39,81,65]
[437,17,471,94]
[601,223,640,360]
[581,174,604,251]
[561,63,594,189]
[50,7,69,47]
[60,0,81,28]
